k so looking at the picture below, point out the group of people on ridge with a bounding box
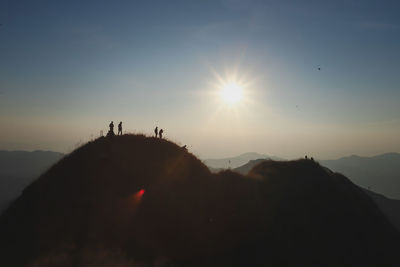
[154,126,164,139]
[106,121,165,139]
[107,121,123,137]
[305,155,314,161]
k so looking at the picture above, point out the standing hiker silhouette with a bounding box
[159,129,164,139]
[154,126,158,138]
[118,122,123,135]
[107,121,115,137]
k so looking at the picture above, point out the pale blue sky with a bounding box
[1,0,399,159]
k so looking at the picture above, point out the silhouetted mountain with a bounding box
[229,153,400,199]
[0,135,398,267]
[234,159,400,231]
[204,152,282,169]
[0,150,64,212]
[320,153,400,199]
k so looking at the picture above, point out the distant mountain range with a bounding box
[0,150,64,212]
[204,152,283,170]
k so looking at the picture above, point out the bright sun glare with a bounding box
[220,82,243,105]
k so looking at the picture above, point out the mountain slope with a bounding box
[0,135,398,267]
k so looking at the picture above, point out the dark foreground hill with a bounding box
[0,135,398,267]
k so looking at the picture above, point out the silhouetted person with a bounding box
[107,121,115,137]
[311,157,314,161]
[154,126,158,138]
[118,122,123,135]
[159,129,164,139]
[305,155,308,160]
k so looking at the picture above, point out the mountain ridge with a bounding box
[232,157,400,232]
[205,152,400,199]
[0,135,398,266]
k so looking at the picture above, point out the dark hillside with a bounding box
[0,135,398,266]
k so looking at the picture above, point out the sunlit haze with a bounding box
[1,0,400,159]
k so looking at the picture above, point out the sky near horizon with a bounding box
[1,0,400,159]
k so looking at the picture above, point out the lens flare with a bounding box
[131,189,145,203]
[138,189,145,197]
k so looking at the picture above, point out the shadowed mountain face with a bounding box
[0,135,398,267]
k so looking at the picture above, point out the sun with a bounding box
[220,82,243,105]
[210,68,252,109]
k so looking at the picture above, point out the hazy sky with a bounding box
[1,0,400,159]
